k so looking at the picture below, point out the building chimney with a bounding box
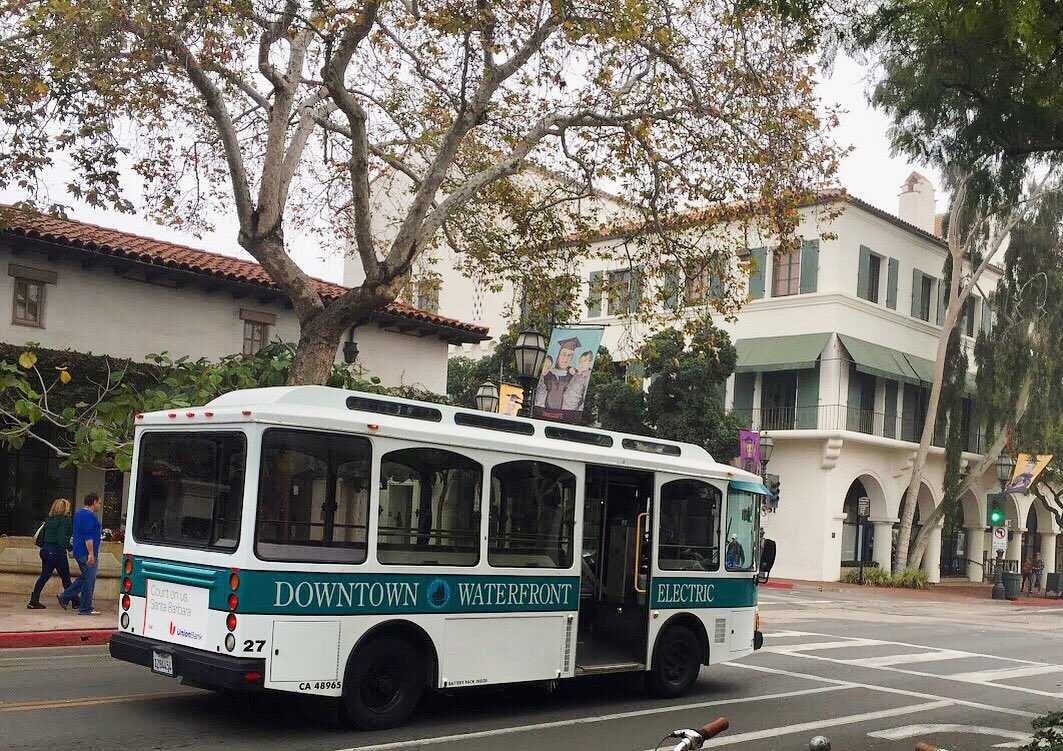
[898,172,936,234]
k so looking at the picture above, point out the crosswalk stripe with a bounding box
[949,664,1063,682]
[770,638,884,653]
[846,651,969,668]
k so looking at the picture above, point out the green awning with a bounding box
[730,479,769,495]
[902,353,936,384]
[838,334,921,383]
[734,332,831,373]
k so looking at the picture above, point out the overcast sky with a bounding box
[0,54,946,286]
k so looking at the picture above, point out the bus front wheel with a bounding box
[647,626,702,698]
[342,635,426,730]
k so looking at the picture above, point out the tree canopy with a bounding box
[853,0,1063,201]
[0,0,839,384]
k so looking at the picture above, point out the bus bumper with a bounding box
[753,630,764,651]
[109,632,265,691]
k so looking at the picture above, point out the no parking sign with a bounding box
[991,526,1008,554]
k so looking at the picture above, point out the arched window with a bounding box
[658,479,721,571]
[489,461,576,568]
[377,448,482,566]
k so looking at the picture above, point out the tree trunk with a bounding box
[906,332,1036,567]
[287,318,344,385]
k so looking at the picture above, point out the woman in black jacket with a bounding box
[28,498,74,609]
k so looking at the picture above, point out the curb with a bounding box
[1009,598,1063,607]
[761,580,795,590]
[0,629,115,649]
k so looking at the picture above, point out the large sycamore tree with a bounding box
[0,0,838,384]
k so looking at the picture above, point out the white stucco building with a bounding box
[0,206,488,539]
[378,173,1060,583]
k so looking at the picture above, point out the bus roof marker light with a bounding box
[186,412,195,418]
[167,413,176,419]
[204,411,214,418]
[367,423,379,432]
[241,410,252,416]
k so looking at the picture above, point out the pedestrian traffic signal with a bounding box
[765,473,781,511]
[987,494,1005,526]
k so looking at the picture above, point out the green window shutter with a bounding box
[587,271,603,317]
[911,269,923,318]
[886,257,899,309]
[663,269,680,310]
[799,240,819,294]
[857,245,872,300]
[732,373,755,427]
[796,365,819,428]
[748,248,766,300]
[883,380,898,439]
[629,268,643,314]
[846,365,863,431]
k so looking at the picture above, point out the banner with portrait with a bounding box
[1005,453,1054,495]
[532,326,605,423]
[497,383,525,416]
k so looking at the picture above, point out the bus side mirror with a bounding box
[757,539,777,584]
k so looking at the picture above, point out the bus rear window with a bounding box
[132,432,246,551]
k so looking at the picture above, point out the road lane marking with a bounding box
[762,630,818,638]
[867,723,1033,747]
[767,649,1063,699]
[332,685,853,751]
[687,701,954,748]
[0,689,198,713]
[846,651,969,668]
[769,638,884,653]
[776,630,1060,666]
[728,661,1040,718]
[949,664,1063,682]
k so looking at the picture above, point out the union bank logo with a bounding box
[427,579,451,609]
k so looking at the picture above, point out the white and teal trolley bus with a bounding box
[110,386,776,728]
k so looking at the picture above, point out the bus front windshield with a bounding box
[724,489,760,572]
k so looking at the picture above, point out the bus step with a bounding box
[574,661,645,676]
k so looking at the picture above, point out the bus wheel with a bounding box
[648,626,701,698]
[342,635,425,730]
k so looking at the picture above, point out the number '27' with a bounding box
[243,639,266,653]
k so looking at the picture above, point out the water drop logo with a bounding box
[427,579,450,610]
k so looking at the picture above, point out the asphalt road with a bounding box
[3,587,1062,751]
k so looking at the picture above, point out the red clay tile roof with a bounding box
[0,205,489,342]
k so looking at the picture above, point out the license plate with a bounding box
[152,650,174,677]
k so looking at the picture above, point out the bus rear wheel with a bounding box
[648,625,702,698]
[342,635,426,730]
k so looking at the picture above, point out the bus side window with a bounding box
[658,479,721,572]
[255,429,371,563]
[488,461,576,569]
[377,448,482,566]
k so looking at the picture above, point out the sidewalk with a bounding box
[0,592,116,648]
[774,577,1063,605]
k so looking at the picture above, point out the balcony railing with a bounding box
[733,405,987,453]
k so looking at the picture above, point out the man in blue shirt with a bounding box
[59,493,102,615]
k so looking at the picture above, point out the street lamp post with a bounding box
[512,330,548,418]
[991,453,1016,599]
[474,381,499,413]
[758,433,774,477]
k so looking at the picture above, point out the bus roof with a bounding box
[138,385,761,485]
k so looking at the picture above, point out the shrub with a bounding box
[892,569,929,589]
[1023,712,1063,750]
[842,568,892,586]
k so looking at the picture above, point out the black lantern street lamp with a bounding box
[512,330,548,418]
[759,433,774,476]
[996,453,1016,492]
[475,381,500,413]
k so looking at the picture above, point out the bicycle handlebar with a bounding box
[699,718,730,739]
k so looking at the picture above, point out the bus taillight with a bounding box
[122,577,132,593]
[227,593,239,611]
[124,556,133,575]
[226,613,237,631]
[229,571,240,591]
[121,594,130,611]
[243,671,262,683]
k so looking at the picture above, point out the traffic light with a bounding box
[765,473,781,511]
[987,493,1005,526]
